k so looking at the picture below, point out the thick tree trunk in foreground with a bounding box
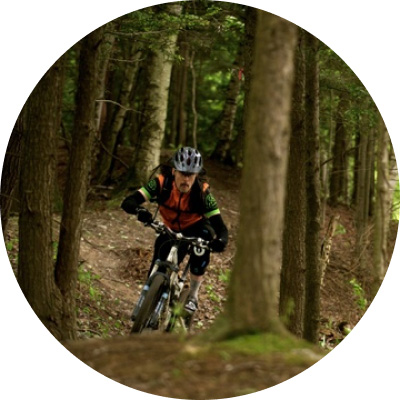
[279,31,306,337]
[18,58,64,339]
[303,32,322,344]
[55,27,105,340]
[222,11,297,336]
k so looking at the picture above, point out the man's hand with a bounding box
[209,238,226,253]
[136,207,153,224]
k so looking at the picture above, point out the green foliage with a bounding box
[334,223,347,236]
[217,268,231,284]
[205,284,221,303]
[5,238,17,252]
[78,264,102,301]
[5,238,19,266]
[52,241,59,261]
[349,278,368,311]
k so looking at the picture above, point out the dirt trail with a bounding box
[76,160,240,337]
[76,160,369,341]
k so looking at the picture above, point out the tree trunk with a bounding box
[127,4,182,187]
[178,40,189,146]
[355,123,374,279]
[220,10,297,337]
[352,118,361,205]
[190,51,198,148]
[55,27,105,340]
[1,112,23,239]
[303,32,322,344]
[18,58,64,339]
[279,30,306,337]
[94,43,142,184]
[211,52,243,164]
[94,22,117,134]
[233,6,257,166]
[388,142,399,214]
[320,89,336,226]
[329,92,349,206]
[169,60,180,147]
[372,119,390,298]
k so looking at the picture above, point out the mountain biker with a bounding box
[121,146,229,315]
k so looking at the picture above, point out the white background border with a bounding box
[1,1,399,399]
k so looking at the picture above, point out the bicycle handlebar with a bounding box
[147,220,210,250]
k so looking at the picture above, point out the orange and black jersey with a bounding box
[121,174,228,245]
[139,174,220,231]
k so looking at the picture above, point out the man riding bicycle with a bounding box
[121,147,229,315]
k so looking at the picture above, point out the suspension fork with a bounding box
[157,244,180,329]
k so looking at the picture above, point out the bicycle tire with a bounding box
[131,274,166,334]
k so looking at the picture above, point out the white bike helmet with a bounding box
[173,147,203,173]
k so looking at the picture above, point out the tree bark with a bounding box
[94,22,117,134]
[279,30,306,337]
[352,118,361,205]
[94,43,142,184]
[127,4,182,187]
[18,58,64,339]
[303,31,322,344]
[233,6,257,166]
[189,51,198,148]
[220,10,297,336]
[329,92,349,206]
[355,122,374,279]
[55,27,105,340]
[178,40,189,146]
[1,112,23,239]
[211,51,243,164]
[372,119,390,298]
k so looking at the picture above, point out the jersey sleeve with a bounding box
[138,177,160,202]
[203,191,221,218]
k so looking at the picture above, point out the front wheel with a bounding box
[131,274,166,334]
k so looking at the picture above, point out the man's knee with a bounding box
[190,257,209,276]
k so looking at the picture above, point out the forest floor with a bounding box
[5,152,398,399]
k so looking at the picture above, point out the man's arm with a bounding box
[121,191,147,214]
[208,213,229,246]
[121,177,160,214]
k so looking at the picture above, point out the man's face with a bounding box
[173,169,197,193]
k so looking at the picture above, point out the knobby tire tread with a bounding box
[131,274,165,333]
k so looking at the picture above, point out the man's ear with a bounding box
[172,168,176,176]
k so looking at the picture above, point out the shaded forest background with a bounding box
[1,1,400,399]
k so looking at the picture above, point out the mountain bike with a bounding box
[130,220,210,334]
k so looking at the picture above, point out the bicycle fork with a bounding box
[149,291,169,328]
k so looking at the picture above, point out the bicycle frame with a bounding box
[131,220,209,333]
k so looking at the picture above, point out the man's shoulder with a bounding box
[204,191,219,211]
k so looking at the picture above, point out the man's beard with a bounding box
[179,183,190,193]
